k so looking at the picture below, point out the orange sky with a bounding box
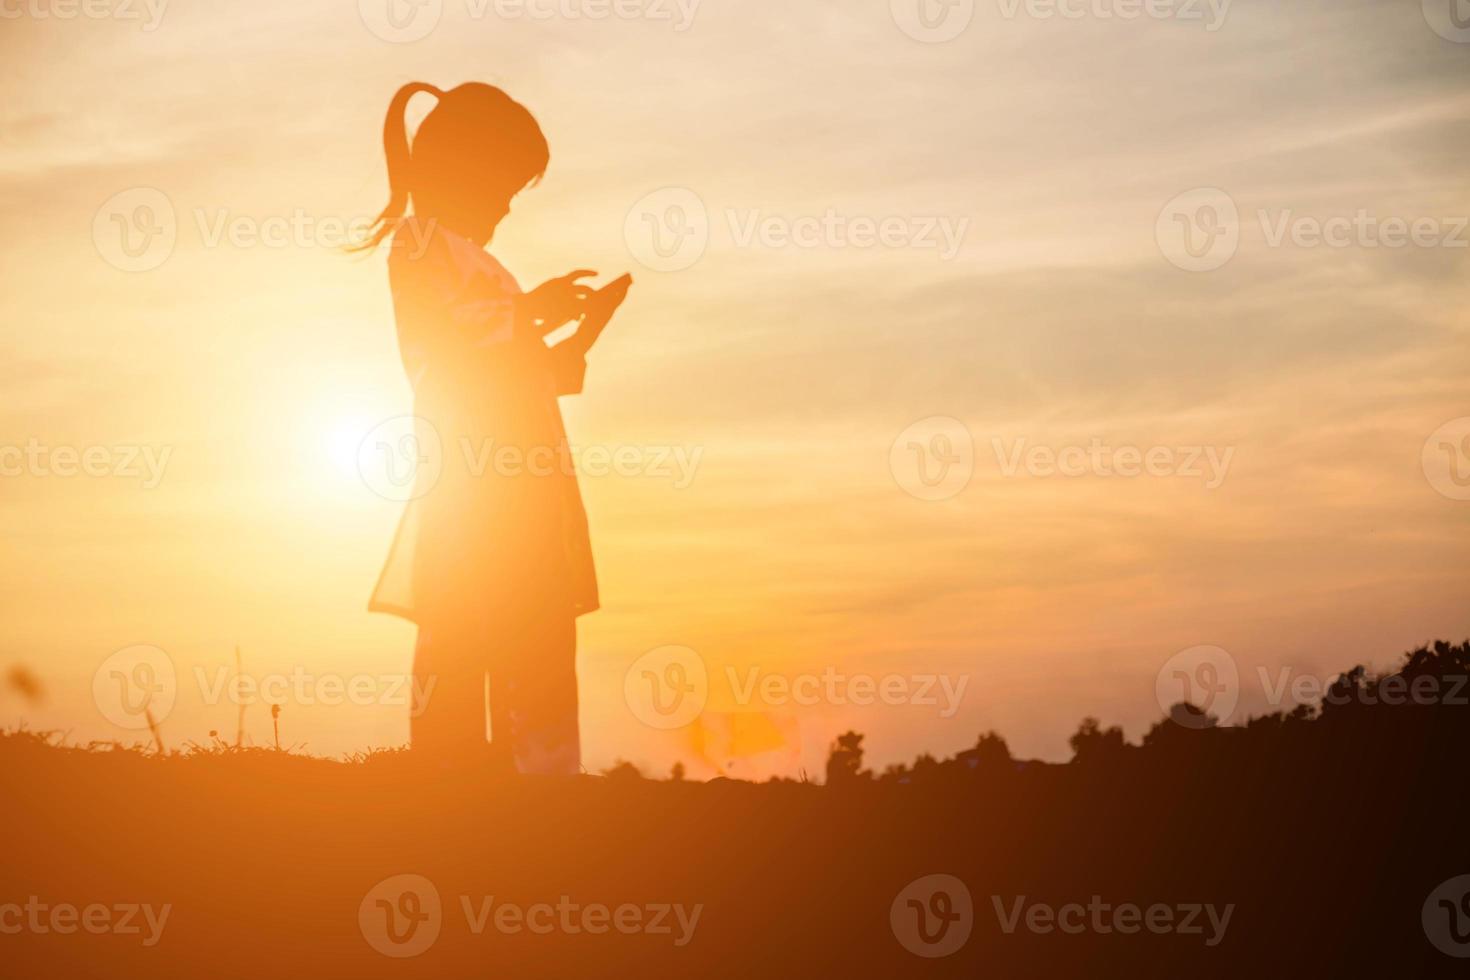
[1,0,1467,776]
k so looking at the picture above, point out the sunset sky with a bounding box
[1,0,1466,776]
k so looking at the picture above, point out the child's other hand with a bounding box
[525,270,596,332]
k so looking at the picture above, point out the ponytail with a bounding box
[353,81,443,251]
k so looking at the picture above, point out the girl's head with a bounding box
[359,81,549,248]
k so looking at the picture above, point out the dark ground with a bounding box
[4,641,1469,978]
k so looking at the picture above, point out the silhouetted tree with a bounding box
[878,762,910,783]
[973,730,1011,768]
[1142,703,1218,750]
[601,759,645,781]
[1070,716,1126,764]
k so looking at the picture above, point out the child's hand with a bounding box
[587,273,632,317]
[570,274,632,355]
[522,270,596,334]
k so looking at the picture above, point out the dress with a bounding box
[369,217,596,773]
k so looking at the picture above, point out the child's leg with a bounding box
[410,624,489,755]
[488,615,580,775]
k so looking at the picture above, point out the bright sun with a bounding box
[324,413,377,482]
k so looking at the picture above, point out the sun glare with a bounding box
[325,414,374,480]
